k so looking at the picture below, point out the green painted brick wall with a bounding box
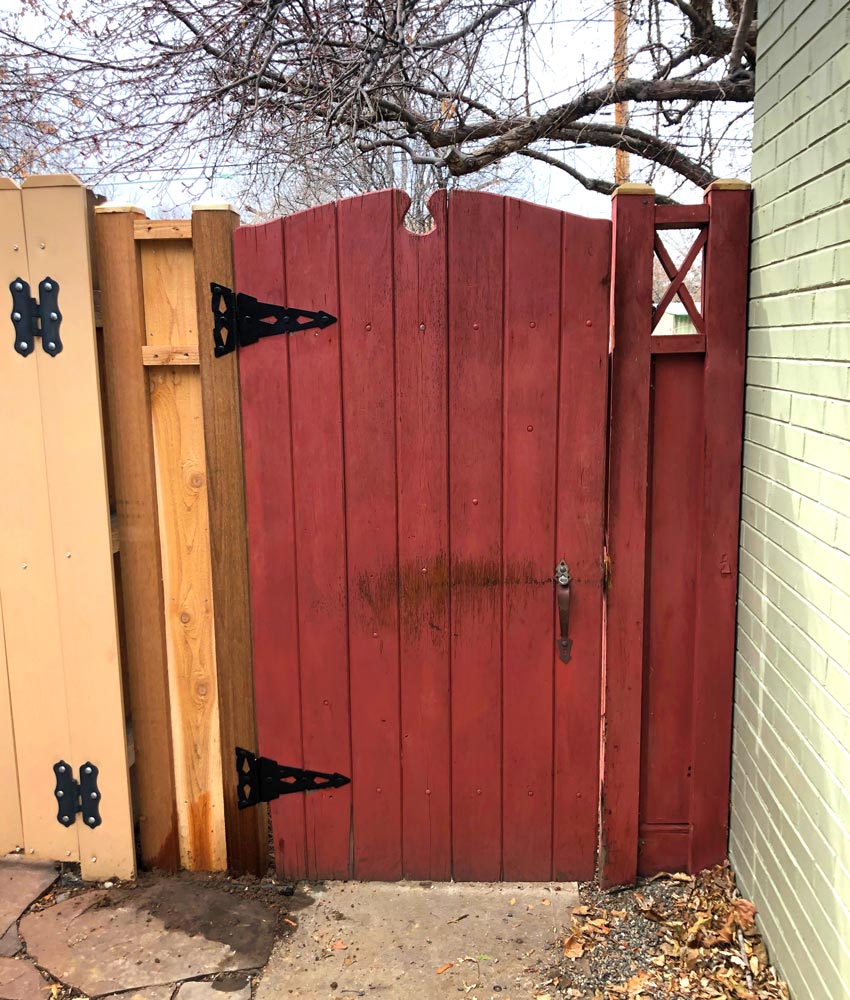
[729,2,850,998]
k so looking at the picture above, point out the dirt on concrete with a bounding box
[254,880,579,1000]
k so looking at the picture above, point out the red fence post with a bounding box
[602,184,656,887]
[688,180,752,872]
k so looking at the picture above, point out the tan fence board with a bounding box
[21,176,135,880]
[0,178,78,864]
[0,595,23,853]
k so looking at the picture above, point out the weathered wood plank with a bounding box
[448,190,504,881]
[601,184,656,888]
[235,219,307,878]
[142,345,200,365]
[393,190,451,880]
[193,204,267,875]
[135,219,192,240]
[501,195,561,880]
[22,175,135,880]
[654,204,709,229]
[95,205,180,872]
[142,238,227,872]
[688,183,751,872]
[553,210,610,880]
[282,204,352,879]
[337,191,403,879]
[650,333,706,354]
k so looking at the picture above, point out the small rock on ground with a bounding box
[0,955,52,999]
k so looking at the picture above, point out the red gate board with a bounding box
[236,189,610,881]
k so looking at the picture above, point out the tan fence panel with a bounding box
[0,176,134,879]
[0,177,78,865]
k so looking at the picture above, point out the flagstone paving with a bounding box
[0,955,52,999]
[0,857,56,945]
[19,880,275,998]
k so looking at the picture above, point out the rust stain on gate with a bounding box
[355,554,549,629]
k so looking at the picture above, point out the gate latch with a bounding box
[236,748,350,808]
[53,761,102,828]
[9,277,63,357]
[211,283,336,357]
[555,560,573,664]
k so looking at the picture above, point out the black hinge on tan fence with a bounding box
[9,277,63,357]
[211,283,336,358]
[236,748,350,808]
[53,761,102,828]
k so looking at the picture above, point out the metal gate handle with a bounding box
[555,560,573,664]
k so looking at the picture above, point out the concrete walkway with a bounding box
[256,880,578,999]
[0,856,576,999]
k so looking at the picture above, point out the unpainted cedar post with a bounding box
[191,202,268,875]
[94,203,180,871]
[601,182,656,887]
[688,179,752,872]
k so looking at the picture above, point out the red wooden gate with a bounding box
[235,190,610,881]
[233,182,750,884]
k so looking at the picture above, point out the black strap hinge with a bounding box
[53,760,102,828]
[236,747,350,809]
[211,283,336,358]
[9,277,63,357]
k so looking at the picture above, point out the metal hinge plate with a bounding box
[236,747,350,809]
[53,761,102,828]
[9,277,63,357]
[211,283,336,357]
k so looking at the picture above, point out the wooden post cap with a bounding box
[21,173,85,188]
[705,178,751,192]
[95,202,146,215]
[192,200,238,213]
[612,183,655,197]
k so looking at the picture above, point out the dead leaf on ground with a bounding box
[562,933,585,959]
[331,940,347,950]
[634,893,668,922]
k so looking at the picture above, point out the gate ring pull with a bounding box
[555,560,573,664]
